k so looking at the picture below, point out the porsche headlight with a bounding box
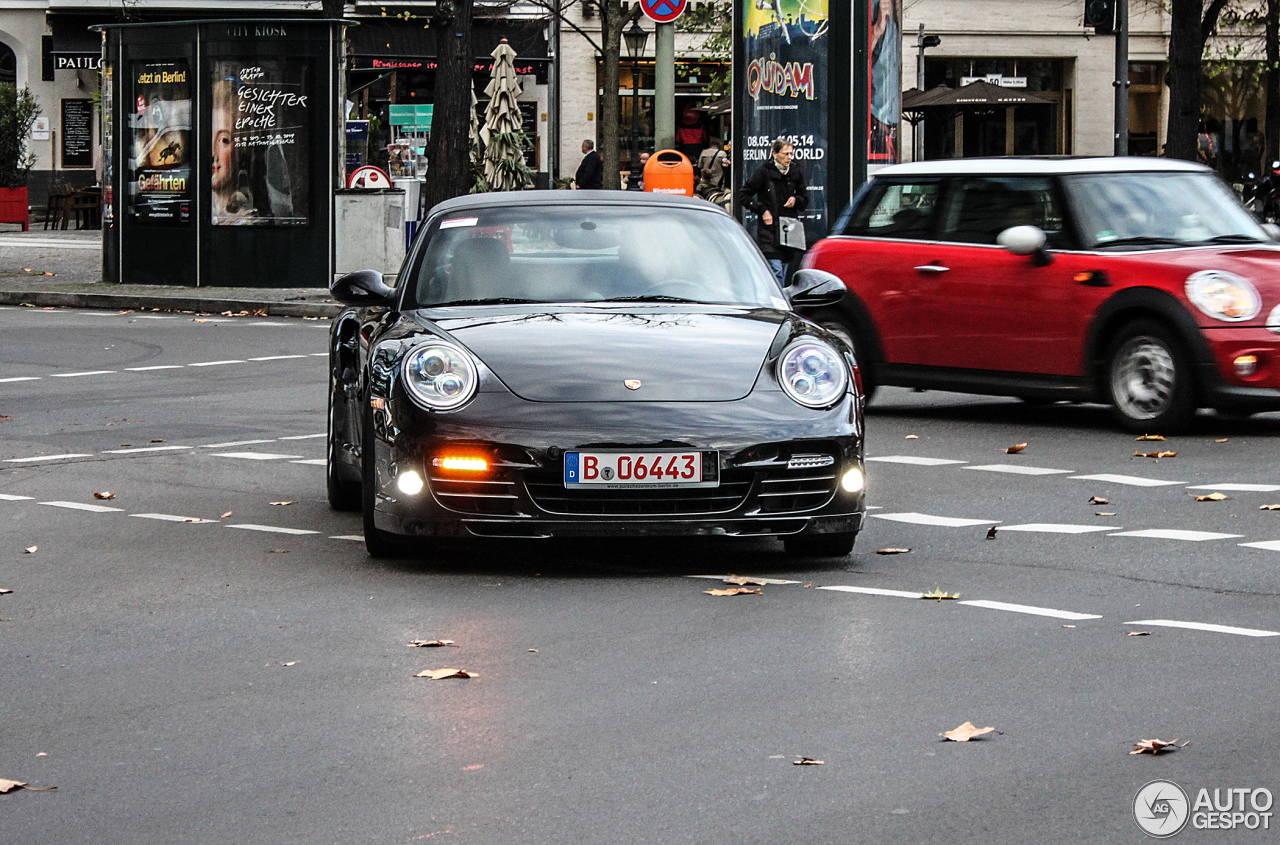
[1185,270,1261,322]
[401,341,478,411]
[777,339,848,408]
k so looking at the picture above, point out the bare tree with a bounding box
[1167,0,1232,159]
[422,0,478,209]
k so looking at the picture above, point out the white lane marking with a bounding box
[249,355,306,361]
[1109,529,1243,541]
[960,600,1102,621]
[1239,540,1280,551]
[103,445,192,454]
[1186,483,1280,492]
[39,501,124,513]
[125,365,184,371]
[1069,473,1184,487]
[1126,619,1279,638]
[5,453,93,463]
[964,464,1072,476]
[308,353,327,356]
[872,512,999,528]
[687,575,802,585]
[210,452,304,460]
[225,524,318,535]
[0,238,101,250]
[130,513,217,523]
[279,433,326,440]
[0,376,40,383]
[330,535,364,541]
[187,360,246,367]
[51,370,116,378]
[999,523,1119,534]
[818,585,923,599]
[0,493,35,500]
[200,439,275,448]
[866,456,967,466]
[290,459,327,466]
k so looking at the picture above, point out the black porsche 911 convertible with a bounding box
[326,191,866,558]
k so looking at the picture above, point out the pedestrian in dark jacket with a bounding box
[736,139,808,285]
[574,139,604,190]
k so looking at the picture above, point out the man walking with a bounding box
[736,139,808,285]
[574,139,603,190]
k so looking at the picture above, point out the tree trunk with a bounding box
[423,0,476,210]
[598,0,623,189]
[1267,0,1279,167]
[1167,0,1203,161]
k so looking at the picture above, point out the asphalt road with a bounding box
[1,305,1278,844]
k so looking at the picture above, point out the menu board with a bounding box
[61,99,94,168]
[128,59,191,224]
[210,58,311,226]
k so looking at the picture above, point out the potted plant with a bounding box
[0,84,41,230]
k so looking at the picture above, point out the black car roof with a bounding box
[426,190,731,219]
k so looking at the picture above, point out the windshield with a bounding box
[1064,171,1269,249]
[405,205,785,309]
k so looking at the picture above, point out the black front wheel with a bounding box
[361,406,401,558]
[326,379,361,511]
[1104,319,1196,433]
[783,532,857,558]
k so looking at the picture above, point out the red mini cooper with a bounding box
[804,157,1280,431]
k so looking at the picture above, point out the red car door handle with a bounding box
[914,263,950,274]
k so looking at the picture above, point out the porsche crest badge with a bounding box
[624,379,642,390]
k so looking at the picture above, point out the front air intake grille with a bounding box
[428,475,521,515]
[755,463,838,513]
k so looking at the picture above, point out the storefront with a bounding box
[921,56,1069,157]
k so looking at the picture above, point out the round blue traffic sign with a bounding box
[641,0,687,23]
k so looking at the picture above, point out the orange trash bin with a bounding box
[643,150,695,197]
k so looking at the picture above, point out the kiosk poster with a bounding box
[868,0,901,166]
[128,60,191,224]
[741,0,829,240]
[103,62,114,225]
[211,59,311,227]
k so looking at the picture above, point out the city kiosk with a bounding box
[96,19,346,287]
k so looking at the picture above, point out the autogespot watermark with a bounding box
[1134,780,1274,837]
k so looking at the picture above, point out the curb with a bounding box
[0,290,341,318]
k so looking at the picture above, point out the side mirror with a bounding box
[331,269,396,306]
[787,268,847,309]
[997,225,1053,267]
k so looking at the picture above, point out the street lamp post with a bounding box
[625,20,648,190]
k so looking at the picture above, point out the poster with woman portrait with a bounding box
[128,59,191,224]
[867,0,901,165]
[211,59,311,226]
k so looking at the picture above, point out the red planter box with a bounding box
[0,186,28,231]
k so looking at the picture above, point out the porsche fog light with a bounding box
[396,470,425,495]
[1185,270,1261,322]
[402,341,478,411]
[778,339,848,408]
[841,468,865,493]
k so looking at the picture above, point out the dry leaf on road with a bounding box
[281,661,297,667]
[415,668,477,679]
[1089,496,1109,505]
[1130,738,1185,755]
[1135,434,1166,441]
[267,549,290,554]
[93,491,115,500]
[1194,492,1231,502]
[704,587,762,596]
[1136,450,1178,458]
[793,758,825,765]
[942,722,997,742]
[986,526,998,540]
[1260,504,1280,511]
[1127,631,1152,637]
[905,434,919,440]
[22,546,36,554]
[221,511,232,518]
[723,575,769,586]
[408,639,457,648]
[0,588,11,595]
[1096,511,1117,516]
[1006,443,1028,454]
[0,778,56,793]
[922,587,959,601]
[269,501,294,506]
[876,548,912,555]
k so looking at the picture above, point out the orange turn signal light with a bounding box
[434,456,489,471]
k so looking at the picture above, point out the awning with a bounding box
[902,80,1053,110]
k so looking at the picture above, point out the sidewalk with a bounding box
[0,226,342,318]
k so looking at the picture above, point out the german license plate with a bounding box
[564,450,718,489]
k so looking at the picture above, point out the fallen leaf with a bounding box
[20,267,32,272]
[1260,504,1280,511]
[93,491,115,500]
[408,639,457,648]
[40,272,55,277]
[0,588,11,595]
[704,587,761,596]
[192,318,209,323]
[0,778,55,793]
[528,648,538,653]
[269,501,294,506]
[1088,496,1109,505]
[1194,492,1231,502]
[23,546,36,554]
[462,764,484,771]
[1096,511,1117,516]
[415,668,477,679]
[1130,738,1182,755]
[922,587,959,601]
[876,548,912,555]
[35,753,45,757]
[1062,624,1076,628]
[1215,438,1228,443]
[1158,451,1178,458]
[1006,443,1028,454]
[1135,434,1166,441]
[904,434,919,440]
[282,661,297,667]
[793,758,825,765]
[985,526,998,540]
[942,722,997,742]
[150,439,166,443]
[221,511,232,518]
[1127,631,1152,637]
[267,549,290,554]
[723,575,769,586]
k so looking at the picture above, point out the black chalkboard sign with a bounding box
[61,99,94,168]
